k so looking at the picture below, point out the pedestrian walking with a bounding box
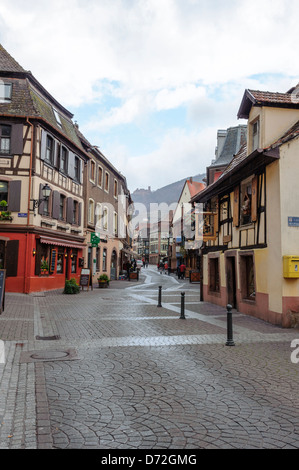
[164,262,168,274]
[180,263,186,279]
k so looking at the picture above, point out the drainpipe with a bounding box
[24,118,34,294]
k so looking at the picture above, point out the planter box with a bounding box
[129,272,139,281]
[98,281,109,288]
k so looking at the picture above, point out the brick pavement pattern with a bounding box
[0,266,299,449]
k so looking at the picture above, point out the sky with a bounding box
[0,0,298,192]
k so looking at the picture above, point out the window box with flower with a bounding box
[0,200,12,221]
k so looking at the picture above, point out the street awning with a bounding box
[39,236,85,249]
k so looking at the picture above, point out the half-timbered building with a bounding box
[192,85,299,327]
[0,44,88,292]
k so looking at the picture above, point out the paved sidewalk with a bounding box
[0,267,299,449]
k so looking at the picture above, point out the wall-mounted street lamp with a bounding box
[32,248,36,257]
[30,184,51,215]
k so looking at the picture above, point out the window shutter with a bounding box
[54,141,60,169]
[251,176,258,222]
[6,240,19,277]
[8,180,21,212]
[66,197,73,224]
[11,124,23,155]
[38,183,45,215]
[40,129,47,160]
[78,202,82,226]
[68,152,75,179]
[52,191,60,219]
[233,187,239,227]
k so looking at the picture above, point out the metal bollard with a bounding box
[225,304,235,346]
[180,292,185,319]
[157,286,162,307]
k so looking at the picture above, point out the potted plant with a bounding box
[63,278,80,294]
[97,274,110,288]
[40,259,49,275]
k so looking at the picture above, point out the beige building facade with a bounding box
[192,85,299,327]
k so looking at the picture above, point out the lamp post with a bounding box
[30,184,51,216]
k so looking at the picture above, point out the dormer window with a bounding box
[0,83,12,103]
[53,108,62,127]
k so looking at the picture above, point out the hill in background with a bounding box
[131,173,206,209]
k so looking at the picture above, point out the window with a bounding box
[0,125,11,154]
[53,108,62,127]
[43,194,50,216]
[105,171,109,192]
[103,248,107,271]
[56,249,64,274]
[252,119,259,151]
[240,254,255,300]
[98,166,103,187]
[59,194,66,220]
[113,211,118,236]
[96,247,101,271]
[0,83,12,102]
[88,199,95,225]
[90,160,95,181]
[73,200,78,224]
[71,250,77,273]
[103,206,108,230]
[114,179,118,198]
[0,181,8,204]
[95,203,102,229]
[209,256,220,293]
[74,156,80,182]
[240,178,252,225]
[60,146,68,173]
[45,135,54,164]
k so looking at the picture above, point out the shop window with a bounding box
[209,256,220,293]
[71,250,77,273]
[240,254,255,301]
[0,125,11,154]
[56,250,64,274]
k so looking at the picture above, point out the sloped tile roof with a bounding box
[238,85,299,119]
[210,125,247,167]
[187,180,205,198]
[0,44,26,73]
[0,44,84,152]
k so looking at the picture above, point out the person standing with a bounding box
[180,263,186,279]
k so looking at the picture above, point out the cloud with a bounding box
[105,126,217,191]
[0,0,298,192]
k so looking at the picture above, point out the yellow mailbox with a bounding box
[283,256,299,278]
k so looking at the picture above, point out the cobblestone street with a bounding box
[0,266,299,450]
